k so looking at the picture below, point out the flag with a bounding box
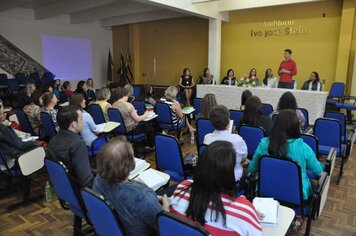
[126,52,134,83]
[117,51,126,85]
[107,49,114,83]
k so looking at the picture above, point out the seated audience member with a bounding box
[138,84,156,106]
[23,92,42,134]
[0,102,41,169]
[86,78,96,101]
[163,86,196,139]
[170,141,262,236]
[240,96,273,136]
[179,68,195,106]
[70,94,98,147]
[61,81,73,98]
[22,83,36,106]
[204,105,247,182]
[47,105,94,187]
[40,83,53,95]
[96,87,112,122]
[262,68,278,88]
[93,138,168,236]
[112,87,155,147]
[249,68,259,86]
[272,91,305,130]
[124,84,135,103]
[50,80,61,99]
[249,109,323,200]
[239,90,252,110]
[75,80,88,100]
[41,92,59,132]
[221,69,237,85]
[197,93,217,120]
[301,71,322,91]
[199,68,215,84]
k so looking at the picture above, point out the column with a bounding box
[208,18,221,83]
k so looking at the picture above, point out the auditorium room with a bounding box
[0,0,355,235]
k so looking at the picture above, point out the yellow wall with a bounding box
[112,25,129,78]
[112,17,209,86]
[221,0,342,91]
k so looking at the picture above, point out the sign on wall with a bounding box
[250,20,307,38]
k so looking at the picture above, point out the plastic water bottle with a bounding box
[190,131,195,144]
[293,80,297,89]
[45,181,53,202]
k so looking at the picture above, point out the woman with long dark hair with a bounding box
[198,93,217,119]
[170,141,262,236]
[138,84,156,106]
[199,68,215,84]
[239,96,272,136]
[301,71,322,91]
[249,109,323,200]
[239,90,252,110]
[262,68,278,88]
[179,68,195,106]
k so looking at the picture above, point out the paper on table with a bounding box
[96,122,120,133]
[228,120,234,133]
[182,106,195,115]
[129,158,150,179]
[22,136,39,142]
[253,197,279,226]
[137,168,168,190]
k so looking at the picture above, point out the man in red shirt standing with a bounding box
[278,49,297,89]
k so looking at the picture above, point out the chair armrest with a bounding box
[325,148,336,176]
[303,126,313,134]
[315,172,328,194]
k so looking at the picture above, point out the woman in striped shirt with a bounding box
[170,141,262,236]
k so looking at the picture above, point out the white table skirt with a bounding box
[197,85,328,124]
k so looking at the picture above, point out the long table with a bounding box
[197,85,328,124]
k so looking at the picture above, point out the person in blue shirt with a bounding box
[248,109,323,200]
[93,138,169,236]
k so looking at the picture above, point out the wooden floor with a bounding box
[0,133,355,236]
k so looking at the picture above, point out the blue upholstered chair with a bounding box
[196,118,214,152]
[229,109,243,129]
[88,104,106,125]
[261,103,273,116]
[193,97,202,117]
[40,112,57,140]
[238,125,265,160]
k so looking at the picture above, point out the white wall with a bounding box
[0,8,112,88]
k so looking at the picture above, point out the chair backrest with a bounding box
[14,73,26,84]
[198,144,207,156]
[107,108,127,134]
[298,108,309,130]
[238,125,265,158]
[314,118,342,153]
[88,104,106,124]
[324,111,346,140]
[155,134,186,182]
[261,103,273,116]
[87,89,96,101]
[193,98,202,116]
[258,156,304,214]
[155,102,173,125]
[44,158,86,219]
[81,188,124,236]
[29,72,41,85]
[132,100,146,116]
[0,150,15,174]
[18,147,46,176]
[0,73,8,85]
[7,79,19,93]
[301,134,319,157]
[40,112,58,139]
[328,82,345,98]
[16,109,34,134]
[157,211,210,236]
[196,118,214,147]
[229,109,243,128]
[133,85,140,98]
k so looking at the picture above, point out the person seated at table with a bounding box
[199,68,215,84]
[301,71,322,91]
[239,90,252,110]
[163,86,196,140]
[124,84,135,103]
[93,137,169,236]
[70,94,99,147]
[170,141,262,236]
[240,96,273,136]
[179,68,195,106]
[0,101,43,170]
[96,87,112,122]
[138,84,156,106]
[23,92,42,135]
[75,80,88,100]
[22,83,36,107]
[249,68,259,86]
[204,105,247,182]
[197,93,217,120]
[50,80,61,99]
[86,78,96,95]
[221,69,237,85]
[41,92,59,132]
[262,68,278,88]
[249,109,323,200]
[271,91,305,130]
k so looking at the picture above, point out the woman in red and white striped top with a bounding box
[169,141,262,236]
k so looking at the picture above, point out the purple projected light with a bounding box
[41,34,92,81]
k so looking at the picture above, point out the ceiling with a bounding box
[0,0,326,28]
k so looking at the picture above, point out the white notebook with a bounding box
[137,169,168,190]
[182,106,195,115]
[96,121,120,133]
[253,197,279,227]
[129,158,150,180]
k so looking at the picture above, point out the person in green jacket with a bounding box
[248,109,323,200]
